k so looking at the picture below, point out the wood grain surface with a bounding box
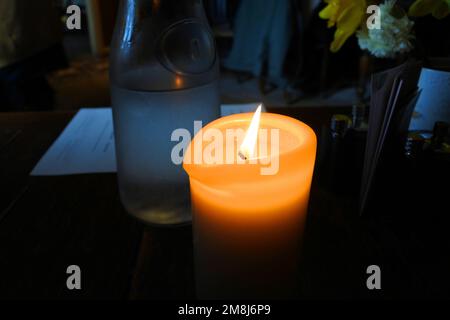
[1,107,414,300]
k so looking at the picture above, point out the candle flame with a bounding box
[175,76,183,88]
[239,105,262,160]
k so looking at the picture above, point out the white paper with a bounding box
[31,104,263,176]
[409,68,450,131]
[31,108,117,176]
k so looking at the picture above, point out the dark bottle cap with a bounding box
[331,114,352,136]
[433,121,449,138]
[432,121,450,148]
[352,102,366,129]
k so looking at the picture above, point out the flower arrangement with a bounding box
[319,0,450,58]
[357,1,415,58]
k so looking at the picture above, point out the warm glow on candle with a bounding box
[183,111,317,299]
[239,105,262,160]
[175,76,183,88]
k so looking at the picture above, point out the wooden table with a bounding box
[0,107,439,300]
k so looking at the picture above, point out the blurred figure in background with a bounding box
[223,0,293,87]
[0,0,67,111]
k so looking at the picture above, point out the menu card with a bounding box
[360,60,422,215]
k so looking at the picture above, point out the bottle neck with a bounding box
[118,0,207,39]
[111,0,219,91]
[121,0,204,19]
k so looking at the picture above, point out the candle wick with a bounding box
[238,151,247,161]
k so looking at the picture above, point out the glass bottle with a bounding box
[327,114,352,192]
[110,0,221,226]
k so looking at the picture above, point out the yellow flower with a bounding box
[319,0,367,52]
[409,0,450,19]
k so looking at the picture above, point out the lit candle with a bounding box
[183,106,317,299]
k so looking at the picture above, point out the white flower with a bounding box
[357,1,415,58]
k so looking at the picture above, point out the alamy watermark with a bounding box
[366,265,381,290]
[367,5,381,30]
[63,4,381,32]
[66,5,81,30]
[171,121,281,176]
[66,265,81,290]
